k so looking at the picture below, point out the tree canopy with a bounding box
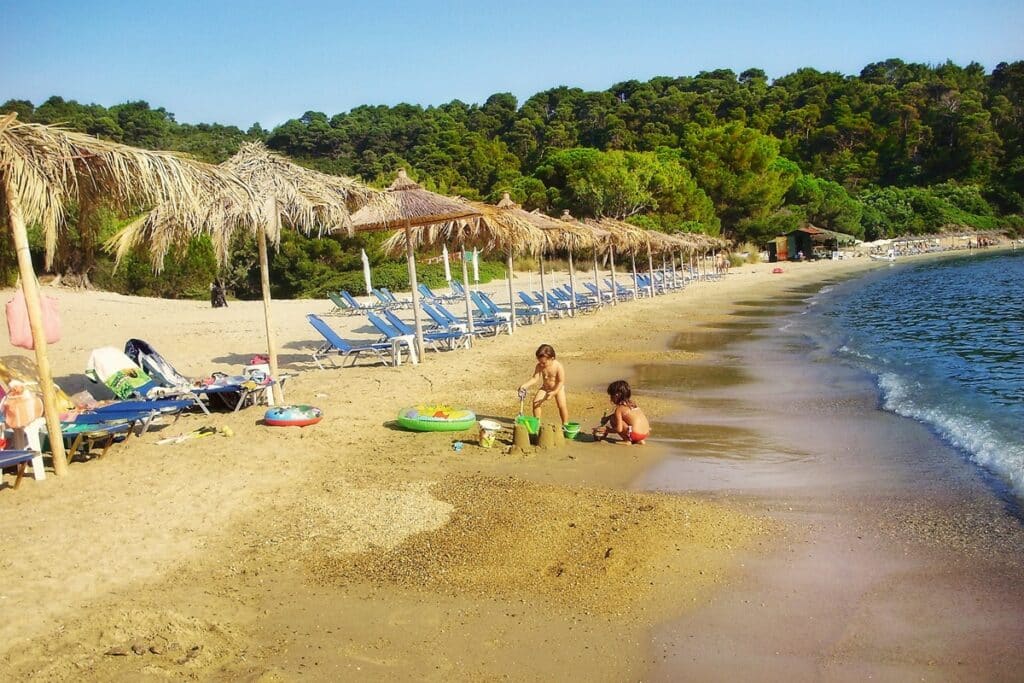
[4,57,1022,295]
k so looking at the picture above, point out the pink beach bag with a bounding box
[6,288,61,349]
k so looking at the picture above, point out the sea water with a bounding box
[808,249,1024,501]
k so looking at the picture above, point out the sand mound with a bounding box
[0,609,248,681]
[310,475,767,616]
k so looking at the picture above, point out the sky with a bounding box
[1,0,1022,129]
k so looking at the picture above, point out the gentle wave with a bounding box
[878,372,1024,496]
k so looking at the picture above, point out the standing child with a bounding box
[593,380,650,444]
[518,344,569,424]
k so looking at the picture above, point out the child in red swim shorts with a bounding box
[593,380,650,445]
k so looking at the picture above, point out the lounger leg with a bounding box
[97,435,116,458]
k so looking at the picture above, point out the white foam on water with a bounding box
[838,345,873,361]
[879,372,1024,497]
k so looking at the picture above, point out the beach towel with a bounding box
[85,347,163,400]
[124,338,192,390]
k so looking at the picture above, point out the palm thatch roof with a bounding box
[494,194,593,253]
[351,169,479,232]
[0,113,257,268]
[586,217,648,253]
[381,199,545,258]
[108,141,386,270]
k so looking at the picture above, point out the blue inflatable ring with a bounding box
[265,404,323,427]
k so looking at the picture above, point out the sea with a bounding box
[805,248,1024,503]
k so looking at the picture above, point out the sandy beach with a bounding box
[1,255,1022,681]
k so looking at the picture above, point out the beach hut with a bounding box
[771,225,858,261]
[112,141,384,402]
[0,113,257,474]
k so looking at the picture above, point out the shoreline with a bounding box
[1,252,1021,679]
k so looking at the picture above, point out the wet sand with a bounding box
[635,277,1024,680]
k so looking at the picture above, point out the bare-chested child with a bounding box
[593,380,650,445]
[517,344,569,424]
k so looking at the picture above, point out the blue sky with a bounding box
[1,0,1021,129]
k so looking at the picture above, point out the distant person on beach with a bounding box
[210,279,228,308]
[593,380,650,445]
[518,343,568,424]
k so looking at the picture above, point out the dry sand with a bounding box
[0,255,1015,680]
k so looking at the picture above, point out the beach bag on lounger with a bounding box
[85,346,165,400]
[6,288,61,350]
[124,338,192,390]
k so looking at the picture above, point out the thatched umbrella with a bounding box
[589,218,645,304]
[0,113,257,474]
[563,211,611,307]
[112,141,380,402]
[379,193,543,337]
[602,218,649,299]
[539,209,593,314]
[352,170,482,355]
[493,195,588,322]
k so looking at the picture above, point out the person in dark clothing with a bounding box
[211,279,228,308]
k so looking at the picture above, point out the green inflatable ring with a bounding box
[397,404,476,432]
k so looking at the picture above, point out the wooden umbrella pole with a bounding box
[257,201,284,405]
[404,221,426,359]
[539,255,549,322]
[4,178,68,475]
[567,250,577,316]
[648,247,656,297]
[593,252,602,309]
[460,253,475,335]
[506,250,516,334]
[630,251,640,299]
[609,246,618,307]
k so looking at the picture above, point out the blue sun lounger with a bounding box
[380,310,471,350]
[306,314,402,368]
[0,449,40,490]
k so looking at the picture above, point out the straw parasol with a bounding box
[351,169,482,355]
[587,217,647,304]
[111,141,383,402]
[562,211,611,307]
[0,113,258,474]
[494,194,592,321]
[379,189,544,337]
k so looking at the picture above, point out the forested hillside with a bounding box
[3,58,1022,298]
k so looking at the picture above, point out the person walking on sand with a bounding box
[518,344,569,425]
[593,380,650,444]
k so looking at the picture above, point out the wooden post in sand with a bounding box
[593,251,602,309]
[4,176,68,475]
[567,250,577,316]
[506,250,516,334]
[404,220,426,359]
[257,197,284,405]
[538,255,549,322]
[647,247,657,297]
[630,251,640,299]
[460,251,475,336]
[608,246,618,307]
[505,249,516,331]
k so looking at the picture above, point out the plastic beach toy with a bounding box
[397,404,477,432]
[562,422,581,440]
[264,405,323,427]
[515,414,540,435]
[478,419,501,448]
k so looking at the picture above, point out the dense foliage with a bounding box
[3,58,1022,297]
